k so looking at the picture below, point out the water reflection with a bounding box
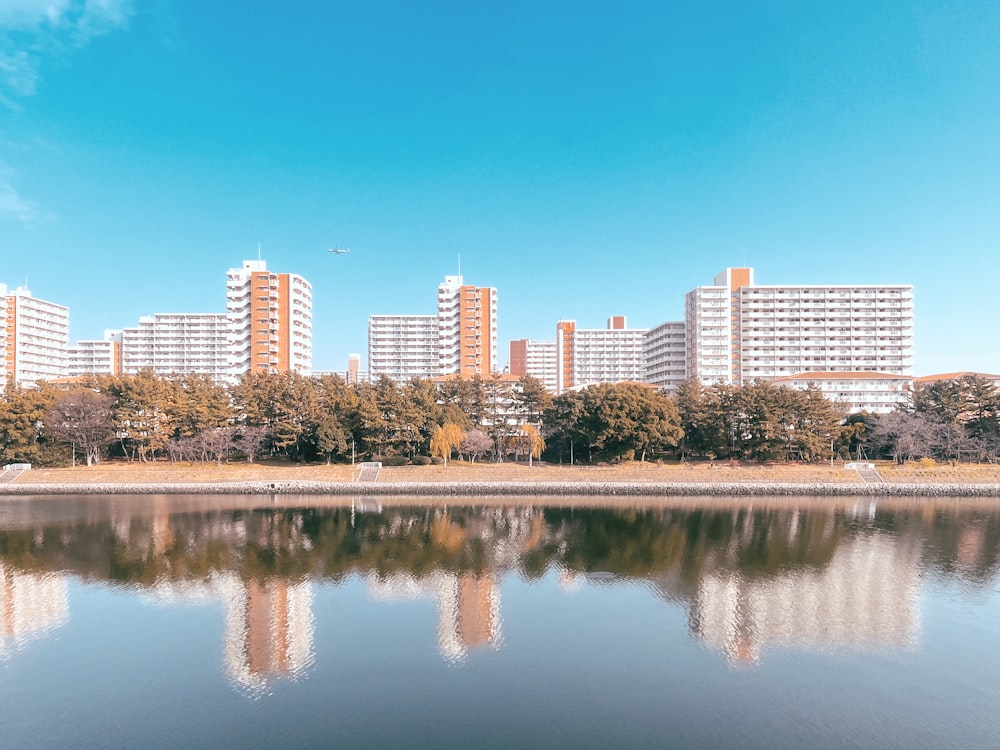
[0,563,69,660]
[0,496,999,688]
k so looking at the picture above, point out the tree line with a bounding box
[1,370,998,467]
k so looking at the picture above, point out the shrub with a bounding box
[430,456,444,465]
[380,455,409,467]
[917,456,937,468]
[411,455,432,466]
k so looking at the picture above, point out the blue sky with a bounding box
[1,0,997,374]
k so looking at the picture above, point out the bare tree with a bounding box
[43,389,116,467]
[198,427,234,466]
[460,429,492,464]
[236,426,269,463]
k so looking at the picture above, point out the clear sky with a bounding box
[1,0,998,374]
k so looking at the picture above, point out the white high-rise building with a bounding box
[67,330,122,377]
[685,268,914,385]
[644,321,686,393]
[121,313,229,379]
[226,260,312,382]
[0,284,69,387]
[368,315,440,382]
[555,316,647,394]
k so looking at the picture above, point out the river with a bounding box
[1,495,997,749]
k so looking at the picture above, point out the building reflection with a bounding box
[689,533,921,665]
[0,562,68,659]
[217,575,314,693]
[1,501,998,680]
[368,570,501,662]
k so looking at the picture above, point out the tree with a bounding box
[869,411,931,464]
[430,422,466,467]
[0,382,56,465]
[580,383,683,462]
[43,388,116,466]
[460,429,492,463]
[520,423,545,467]
[314,416,348,464]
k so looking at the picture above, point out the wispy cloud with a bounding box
[0,178,42,225]
[0,0,133,105]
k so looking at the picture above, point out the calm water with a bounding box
[1,495,998,750]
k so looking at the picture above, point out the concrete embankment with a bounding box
[2,481,1000,497]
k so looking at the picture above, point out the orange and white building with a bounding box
[369,275,497,382]
[0,284,69,387]
[508,339,557,392]
[226,260,312,381]
[685,268,914,385]
[437,275,497,377]
[555,316,647,394]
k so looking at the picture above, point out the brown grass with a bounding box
[11,459,1000,485]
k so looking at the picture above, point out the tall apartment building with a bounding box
[368,315,439,382]
[685,268,914,385]
[555,316,647,394]
[67,330,122,377]
[0,284,69,387]
[644,321,686,393]
[227,260,312,381]
[369,275,498,382]
[119,313,229,379]
[438,275,497,377]
[508,339,558,392]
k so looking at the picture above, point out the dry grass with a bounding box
[11,459,1000,485]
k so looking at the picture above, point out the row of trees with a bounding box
[2,370,999,467]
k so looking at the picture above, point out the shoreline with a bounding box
[3,479,1000,497]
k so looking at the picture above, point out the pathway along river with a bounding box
[1,494,998,750]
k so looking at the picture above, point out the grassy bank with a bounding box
[10,459,1000,486]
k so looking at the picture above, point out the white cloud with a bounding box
[0,0,133,104]
[0,180,42,225]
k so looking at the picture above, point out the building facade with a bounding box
[685,268,914,385]
[120,313,230,379]
[555,316,647,394]
[67,330,122,378]
[772,371,913,414]
[437,275,497,377]
[368,315,440,382]
[644,321,686,393]
[1,285,70,387]
[226,260,312,382]
[508,339,558,393]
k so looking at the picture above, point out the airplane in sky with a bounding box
[328,246,350,255]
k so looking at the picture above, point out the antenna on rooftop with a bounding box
[458,253,461,278]
[257,241,262,262]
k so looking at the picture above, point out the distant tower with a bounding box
[226,260,312,381]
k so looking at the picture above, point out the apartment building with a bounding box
[120,313,229,379]
[369,275,498,382]
[368,315,439,382]
[0,284,69,387]
[644,321,686,393]
[685,268,914,385]
[67,330,122,377]
[438,275,497,377]
[555,316,647,394]
[772,371,913,414]
[508,339,558,392]
[227,260,312,381]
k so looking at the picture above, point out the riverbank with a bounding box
[3,460,1000,497]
